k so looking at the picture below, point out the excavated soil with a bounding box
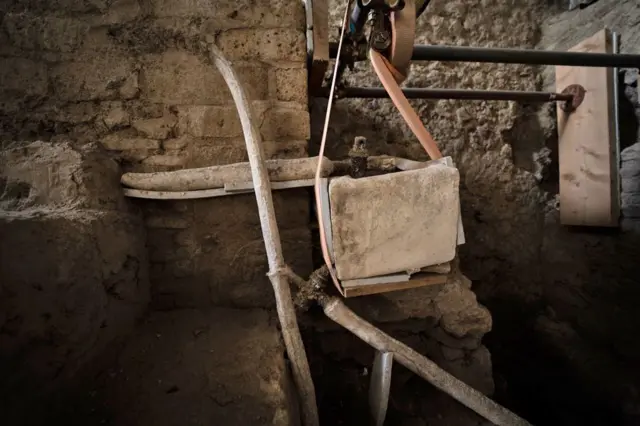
[315,0,640,424]
[18,309,296,426]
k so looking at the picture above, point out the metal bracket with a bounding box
[560,84,586,112]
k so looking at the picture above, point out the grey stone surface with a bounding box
[328,165,460,280]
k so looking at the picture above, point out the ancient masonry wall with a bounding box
[0,0,312,420]
[0,0,314,310]
[320,0,640,422]
[0,0,500,424]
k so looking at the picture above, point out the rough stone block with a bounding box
[51,56,138,101]
[38,102,99,124]
[152,0,304,30]
[434,275,482,318]
[133,116,177,139]
[92,0,141,25]
[621,193,640,218]
[0,57,48,111]
[441,305,492,339]
[347,285,442,325]
[126,101,166,121]
[187,138,307,168]
[176,106,243,138]
[81,309,294,425]
[103,102,131,130]
[0,141,128,212]
[274,67,308,103]
[162,136,189,150]
[188,139,248,167]
[139,51,268,104]
[141,154,187,170]
[3,13,88,52]
[176,102,307,140]
[101,134,160,152]
[261,107,310,140]
[217,29,305,62]
[328,165,461,280]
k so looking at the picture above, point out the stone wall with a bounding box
[319,0,640,423]
[0,0,314,310]
[0,141,150,423]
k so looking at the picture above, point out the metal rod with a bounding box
[328,43,640,68]
[208,44,320,426]
[613,31,622,214]
[321,86,573,103]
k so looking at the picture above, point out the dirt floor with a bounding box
[21,308,296,426]
[316,1,640,424]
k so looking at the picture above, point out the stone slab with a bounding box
[38,308,296,426]
[328,164,460,281]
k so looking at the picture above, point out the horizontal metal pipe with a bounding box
[320,86,572,103]
[328,43,640,68]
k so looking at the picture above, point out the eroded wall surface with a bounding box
[319,0,640,423]
[0,141,150,422]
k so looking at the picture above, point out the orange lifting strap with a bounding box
[314,0,442,295]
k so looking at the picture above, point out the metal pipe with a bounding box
[329,42,640,68]
[321,297,533,426]
[323,86,572,102]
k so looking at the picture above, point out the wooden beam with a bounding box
[342,273,448,298]
[308,0,329,95]
[556,29,619,227]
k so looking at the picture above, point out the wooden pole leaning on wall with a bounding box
[556,28,620,227]
[206,42,320,426]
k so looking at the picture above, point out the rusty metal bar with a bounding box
[328,42,640,68]
[320,86,573,103]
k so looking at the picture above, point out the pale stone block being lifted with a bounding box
[328,163,461,281]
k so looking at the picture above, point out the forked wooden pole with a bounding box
[206,41,319,426]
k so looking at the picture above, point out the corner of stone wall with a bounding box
[0,140,150,419]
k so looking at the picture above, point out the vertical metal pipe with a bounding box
[613,31,622,214]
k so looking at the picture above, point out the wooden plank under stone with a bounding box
[342,273,448,298]
[556,29,619,227]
